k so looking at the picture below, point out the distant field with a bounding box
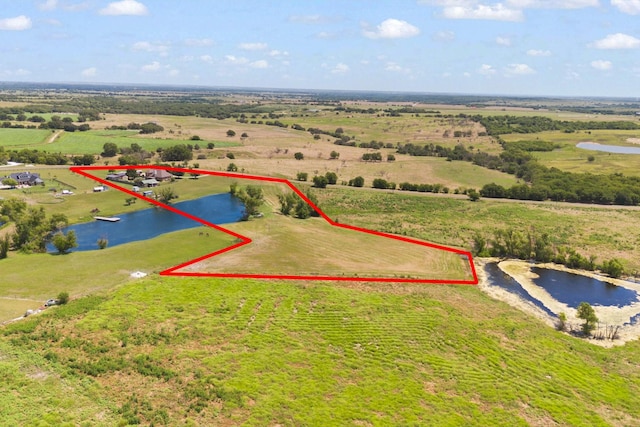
[501,130,640,176]
[0,128,238,155]
[0,128,51,148]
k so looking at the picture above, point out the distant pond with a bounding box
[577,142,640,154]
[48,192,244,252]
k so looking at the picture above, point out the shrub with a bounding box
[57,292,69,305]
[296,172,308,181]
[294,152,304,160]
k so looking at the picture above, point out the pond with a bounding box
[483,263,556,317]
[49,192,245,252]
[530,267,638,309]
[577,142,640,154]
[484,263,640,324]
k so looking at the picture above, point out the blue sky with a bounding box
[1,0,640,97]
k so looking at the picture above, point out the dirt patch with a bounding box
[477,258,640,347]
[626,138,640,145]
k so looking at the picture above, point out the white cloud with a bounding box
[527,49,551,56]
[199,55,213,64]
[331,63,350,74]
[168,69,179,77]
[14,69,31,76]
[224,55,249,65]
[132,41,169,54]
[0,15,32,31]
[99,0,148,16]
[39,0,58,11]
[268,50,289,57]
[443,4,523,21]
[478,64,496,75]
[250,60,269,69]
[185,38,214,47]
[385,62,411,74]
[363,18,420,39]
[433,30,456,41]
[611,0,640,14]
[496,36,511,46]
[591,59,612,70]
[506,0,598,8]
[141,61,161,72]
[239,42,268,51]
[505,63,535,74]
[590,33,640,49]
[81,67,97,77]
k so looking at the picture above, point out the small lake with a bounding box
[530,267,639,309]
[484,263,556,317]
[577,142,640,154]
[485,263,640,324]
[49,192,244,252]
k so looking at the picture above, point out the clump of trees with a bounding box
[472,227,624,277]
[278,189,320,219]
[348,176,365,187]
[51,230,78,254]
[230,184,264,220]
[161,145,192,162]
[0,198,71,254]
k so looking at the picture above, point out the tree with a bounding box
[102,142,118,157]
[556,312,567,331]
[139,122,164,134]
[278,192,298,216]
[387,154,396,162]
[190,135,201,140]
[601,258,624,278]
[349,176,365,187]
[576,302,598,336]
[468,189,481,202]
[330,151,340,160]
[161,145,192,162]
[157,187,178,204]
[313,175,328,188]
[226,152,235,159]
[227,163,238,172]
[126,169,138,180]
[294,152,304,160]
[325,172,338,185]
[0,235,9,259]
[241,132,249,138]
[207,142,215,149]
[235,185,264,220]
[226,129,236,137]
[296,172,308,181]
[52,230,77,254]
[97,237,108,249]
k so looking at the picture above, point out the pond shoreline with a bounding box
[477,258,640,347]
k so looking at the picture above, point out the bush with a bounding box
[349,176,365,187]
[294,152,304,160]
[296,172,308,181]
[313,175,328,188]
[57,292,69,305]
[227,163,238,172]
[226,129,236,137]
[325,172,338,185]
[226,152,235,159]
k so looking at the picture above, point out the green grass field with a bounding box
[2,275,640,425]
[0,128,52,149]
[0,128,238,155]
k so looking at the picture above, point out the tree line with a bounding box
[472,227,624,278]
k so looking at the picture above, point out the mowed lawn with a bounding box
[2,275,640,425]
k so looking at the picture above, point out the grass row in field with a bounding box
[2,275,640,425]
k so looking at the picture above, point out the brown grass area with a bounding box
[183,209,471,281]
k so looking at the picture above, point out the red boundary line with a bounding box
[70,165,478,285]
